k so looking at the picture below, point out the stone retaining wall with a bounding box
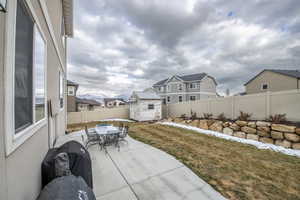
[166,118,300,150]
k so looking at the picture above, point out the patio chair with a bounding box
[118,126,129,144]
[84,125,103,149]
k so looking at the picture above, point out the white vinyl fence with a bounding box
[67,106,129,124]
[67,90,300,125]
[163,90,300,122]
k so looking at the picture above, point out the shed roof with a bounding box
[134,92,161,100]
[244,69,300,85]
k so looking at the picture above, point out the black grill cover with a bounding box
[37,175,96,200]
[42,140,93,188]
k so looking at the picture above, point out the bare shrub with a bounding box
[203,113,213,119]
[217,113,227,121]
[190,110,197,120]
[268,114,287,123]
[180,114,187,119]
[238,111,252,121]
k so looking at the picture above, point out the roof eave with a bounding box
[62,0,74,37]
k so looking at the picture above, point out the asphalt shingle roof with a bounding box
[153,73,208,86]
[67,80,79,86]
[269,69,300,79]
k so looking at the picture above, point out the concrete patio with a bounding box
[56,131,226,200]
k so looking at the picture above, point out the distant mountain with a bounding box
[114,93,131,101]
[77,94,107,104]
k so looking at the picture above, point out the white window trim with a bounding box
[190,83,196,89]
[59,71,65,111]
[4,0,48,155]
[178,95,183,102]
[261,83,268,90]
[178,83,182,91]
[190,95,196,101]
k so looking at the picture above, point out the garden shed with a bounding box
[129,91,162,121]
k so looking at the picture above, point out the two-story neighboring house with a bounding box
[153,73,217,104]
[245,69,300,94]
[67,80,79,112]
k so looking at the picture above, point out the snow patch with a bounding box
[99,118,134,122]
[159,122,300,158]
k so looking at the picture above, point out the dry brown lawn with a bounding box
[129,123,300,200]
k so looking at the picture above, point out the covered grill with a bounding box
[42,140,93,188]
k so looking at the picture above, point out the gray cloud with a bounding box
[68,0,300,96]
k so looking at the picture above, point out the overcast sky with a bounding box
[67,0,300,97]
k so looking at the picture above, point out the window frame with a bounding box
[4,0,48,155]
[261,83,268,90]
[190,83,196,89]
[167,96,170,102]
[59,71,65,110]
[178,83,182,91]
[148,104,155,110]
[190,96,196,101]
[178,95,183,102]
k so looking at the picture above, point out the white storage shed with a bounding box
[129,91,162,121]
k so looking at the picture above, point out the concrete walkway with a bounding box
[56,131,226,200]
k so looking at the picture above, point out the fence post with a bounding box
[231,96,235,120]
[266,91,271,119]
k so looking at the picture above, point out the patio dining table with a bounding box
[95,125,121,151]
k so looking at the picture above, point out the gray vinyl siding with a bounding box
[154,75,217,104]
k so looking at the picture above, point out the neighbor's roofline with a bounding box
[244,69,300,86]
[62,0,73,37]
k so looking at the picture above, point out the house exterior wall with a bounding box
[153,75,217,104]
[0,0,69,199]
[245,71,298,94]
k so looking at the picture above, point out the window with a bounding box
[148,104,154,110]
[159,86,164,92]
[190,83,196,89]
[179,96,183,102]
[262,83,268,90]
[34,28,46,122]
[178,84,182,91]
[167,96,170,102]
[162,98,166,104]
[167,85,170,92]
[5,0,49,155]
[14,0,46,133]
[68,86,75,96]
[190,96,196,101]
[59,72,64,108]
[14,1,34,132]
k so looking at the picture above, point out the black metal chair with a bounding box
[84,125,103,149]
[118,126,129,144]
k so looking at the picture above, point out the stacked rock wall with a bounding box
[166,118,300,150]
